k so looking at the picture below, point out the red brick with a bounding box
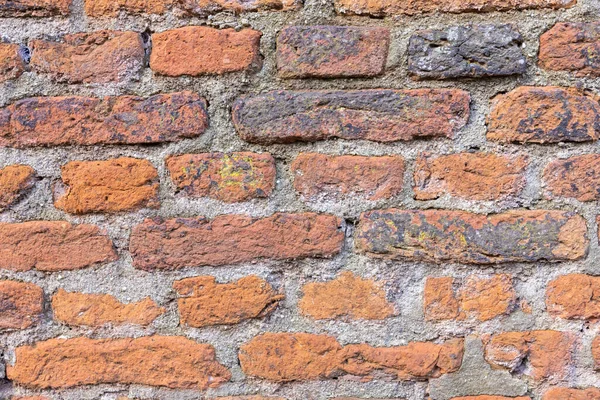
[150,27,262,76]
[0,165,36,211]
[414,153,527,201]
[546,274,600,320]
[7,336,231,389]
[539,22,600,77]
[0,44,25,82]
[11,397,50,400]
[180,0,299,14]
[0,221,117,271]
[0,280,43,329]
[29,31,144,84]
[233,89,470,144]
[239,332,463,381]
[215,397,285,400]
[54,158,159,214]
[543,388,600,399]
[487,86,600,143]
[130,213,343,270]
[0,92,208,148]
[277,26,389,78]
[451,397,530,400]
[424,277,459,321]
[543,155,600,201]
[592,336,600,369]
[85,0,172,16]
[166,152,275,203]
[0,0,71,16]
[356,209,588,264]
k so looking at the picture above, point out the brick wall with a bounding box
[0,0,599,399]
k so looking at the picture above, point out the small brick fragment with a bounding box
[174,275,283,327]
[0,165,36,211]
[0,44,26,82]
[424,277,459,321]
[179,0,299,14]
[166,153,275,203]
[451,397,530,400]
[487,86,600,143]
[356,209,588,264]
[215,397,285,400]
[414,153,527,201]
[408,24,526,80]
[277,26,389,78]
[233,89,470,144]
[0,280,43,329]
[150,27,262,76]
[29,30,144,84]
[546,274,600,320]
[0,221,117,271]
[85,0,172,16]
[52,289,165,327]
[543,155,600,201]
[0,0,71,16]
[543,388,600,399]
[7,336,231,389]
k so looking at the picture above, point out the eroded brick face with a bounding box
[0,0,72,16]
[0,165,36,211]
[0,44,26,82]
[0,281,44,329]
[543,388,600,399]
[539,22,600,76]
[543,154,600,201]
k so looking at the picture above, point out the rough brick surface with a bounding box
[0,0,71,16]
[487,86,600,143]
[29,31,145,84]
[292,153,404,201]
[277,26,390,78]
[413,153,527,201]
[166,152,275,202]
[150,27,262,76]
[543,388,600,399]
[356,209,588,264]
[546,274,600,319]
[130,213,343,269]
[408,24,526,79]
[174,275,283,327]
[54,158,159,214]
[7,336,231,389]
[0,44,25,82]
[84,0,173,16]
[0,165,36,211]
[539,22,600,76]
[233,89,470,144]
[0,221,117,271]
[180,0,299,13]
[543,155,600,201]
[451,397,530,400]
[0,281,44,330]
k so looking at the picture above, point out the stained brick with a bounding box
[0,0,71,16]
[543,388,600,399]
[539,22,600,76]
[0,165,36,211]
[0,280,43,329]
[543,155,600,201]
[546,274,600,320]
[0,44,26,82]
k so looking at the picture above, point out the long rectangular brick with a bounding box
[130,213,344,270]
[356,209,588,264]
[543,388,600,399]
[179,0,300,13]
[233,89,470,144]
[0,0,71,16]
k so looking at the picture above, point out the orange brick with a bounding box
[543,155,600,201]
[0,0,71,16]
[546,274,600,319]
[0,280,43,329]
[543,388,600,399]
[0,165,36,211]
[0,44,26,82]
[539,22,600,76]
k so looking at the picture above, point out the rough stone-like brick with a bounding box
[414,153,527,201]
[85,0,172,16]
[174,275,283,327]
[277,26,389,78]
[546,274,600,320]
[487,86,600,143]
[539,22,600,77]
[7,336,231,389]
[408,24,526,80]
[0,92,208,148]
[29,31,144,84]
[130,213,343,270]
[239,332,463,381]
[166,152,275,203]
[0,0,71,16]
[54,158,159,214]
[424,277,460,321]
[0,281,43,329]
[52,289,165,327]
[0,165,36,211]
[543,388,600,399]
[179,0,299,13]
[233,89,470,144]
[0,221,117,271]
[484,331,575,382]
[0,44,25,82]
[356,209,588,264]
[543,155,600,201]
[11,397,50,400]
[150,27,262,76]
[451,397,530,400]
[215,397,285,400]
[299,271,395,320]
[292,153,404,201]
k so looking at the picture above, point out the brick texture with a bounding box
[546,274,600,319]
[543,388,600,399]
[0,280,44,329]
[0,0,72,16]
[539,22,600,76]
[0,165,36,211]
[543,154,600,201]
[0,43,25,82]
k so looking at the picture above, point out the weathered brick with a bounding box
[425,275,517,322]
[414,153,527,201]
[166,152,275,203]
[130,213,343,270]
[150,27,262,76]
[543,155,600,201]
[299,271,395,320]
[451,397,530,400]
[173,275,283,327]
[408,24,526,80]
[543,388,600,399]
[239,332,463,381]
[85,0,172,16]
[484,331,575,382]
[0,280,43,329]
[7,336,231,389]
[54,158,159,214]
[52,289,165,327]
[277,26,389,78]
[11,397,50,400]
[292,153,404,201]
[356,209,588,264]
[0,221,117,271]
[592,336,600,369]
[215,397,285,400]
[0,165,36,211]
[487,86,600,143]
[0,92,208,148]
[29,31,144,84]
[0,0,71,16]
[539,22,600,77]
[546,274,600,320]
[0,44,25,83]
[233,89,470,144]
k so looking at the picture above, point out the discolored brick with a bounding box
[179,0,300,13]
[85,0,173,16]
[0,280,44,329]
[543,387,600,399]
[0,44,26,82]
[0,0,72,16]
[0,165,36,211]
[543,155,600,201]
[546,274,600,320]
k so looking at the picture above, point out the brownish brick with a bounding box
[451,397,531,400]
[424,277,459,321]
[0,0,71,16]
[0,280,43,329]
[179,0,299,14]
[543,155,600,201]
[546,274,600,320]
[85,0,173,16]
[543,387,600,399]
[0,44,25,82]
[0,165,36,211]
